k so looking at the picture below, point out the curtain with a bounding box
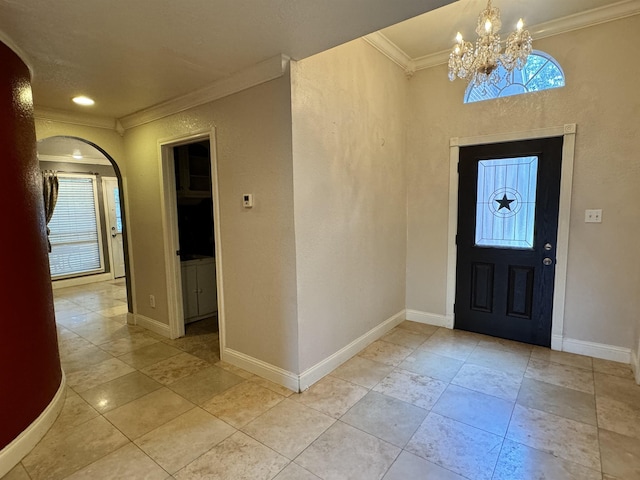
[42,170,59,252]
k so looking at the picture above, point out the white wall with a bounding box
[406,16,640,351]
[291,39,409,372]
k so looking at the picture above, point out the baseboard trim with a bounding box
[562,337,631,364]
[0,372,66,478]
[298,310,407,391]
[223,348,300,393]
[551,334,564,351]
[405,310,453,329]
[134,314,171,338]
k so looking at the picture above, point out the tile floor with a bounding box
[4,280,640,479]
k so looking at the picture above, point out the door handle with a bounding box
[543,257,553,266]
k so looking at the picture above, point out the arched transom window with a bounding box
[464,50,565,104]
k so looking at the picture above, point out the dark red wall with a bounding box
[0,42,62,450]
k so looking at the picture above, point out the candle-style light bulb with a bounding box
[485,19,492,33]
[516,18,524,32]
[456,32,463,44]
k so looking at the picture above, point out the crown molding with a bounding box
[363,32,415,76]
[119,54,290,130]
[33,106,118,130]
[370,0,640,72]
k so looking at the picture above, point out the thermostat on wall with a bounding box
[243,194,253,208]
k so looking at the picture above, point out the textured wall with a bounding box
[123,74,299,372]
[0,42,62,449]
[406,16,640,349]
[291,39,409,372]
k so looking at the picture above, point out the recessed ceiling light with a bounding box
[72,96,95,106]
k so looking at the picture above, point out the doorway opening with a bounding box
[159,129,223,361]
[173,140,219,343]
[37,135,132,314]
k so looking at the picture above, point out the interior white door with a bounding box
[103,177,126,279]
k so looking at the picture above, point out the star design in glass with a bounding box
[495,194,515,211]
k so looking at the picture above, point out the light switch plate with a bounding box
[243,193,253,208]
[585,209,602,223]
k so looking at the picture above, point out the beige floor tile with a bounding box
[174,431,288,480]
[66,357,136,392]
[525,358,595,394]
[294,375,368,418]
[202,381,285,428]
[248,376,296,397]
[99,332,160,356]
[600,428,640,479]
[476,336,533,355]
[49,390,99,435]
[593,358,635,379]
[465,346,530,376]
[382,451,466,480]
[418,331,478,361]
[432,384,514,436]
[188,345,220,364]
[22,416,129,480]
[60,344,114,373]
[330,355,394,389]
[358,340,414,367]
[141,352,210,386]
[78,371,162,413]
[399,349,464,382]
[241,398,335,459]
[517,377,597,426]
[374,368,447,409]
[531,347,593,370]
[2,464,31,480]
[96,304,129,317]
[68,317,132,344]
[214,361,256,380]
[406,413,502,480]
[382,327,429,349]
[56,311,111,329]
[493,439,602,480]
[118,342,183,369]
[595,372,640,405]
[341,391,428,447]
[296,421,400,480]
[397,320,439,336]
[168,365,244,405]
[597,394,640,440]
[506,404,600,471]
[104,387,194,439]
[57,334,95,357]
[451,363,522,401]
[135,407,235,474]
[274,463,321,479]
[63,443,169,480]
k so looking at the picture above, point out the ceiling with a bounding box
[37,136,111,165]
[0,0,633,122]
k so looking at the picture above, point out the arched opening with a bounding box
[37,136,132,314]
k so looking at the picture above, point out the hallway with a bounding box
[4,281,640,479]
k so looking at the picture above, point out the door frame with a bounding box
[446,124,576,351]
[158,128,226,348]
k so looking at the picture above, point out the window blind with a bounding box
[48,175,104,278]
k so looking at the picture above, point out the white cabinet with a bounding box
[181,257,217,323]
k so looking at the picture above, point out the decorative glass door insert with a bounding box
[475,156,538,249]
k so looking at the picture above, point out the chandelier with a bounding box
[448,0,532,86]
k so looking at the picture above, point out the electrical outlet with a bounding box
[149,294,156,308]
[584,209,602,223]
